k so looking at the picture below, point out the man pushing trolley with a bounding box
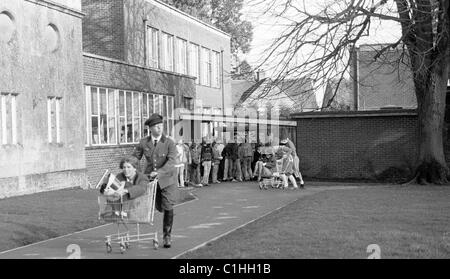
[133,113,178,248]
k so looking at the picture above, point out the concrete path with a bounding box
[0,182,358,259]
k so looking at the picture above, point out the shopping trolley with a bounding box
[258,159,284,190]
[98,178,159,254]
[258,155,298,190]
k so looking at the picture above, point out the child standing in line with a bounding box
[211,141,223,184]
[182,140,191,187]
[176,139,186,187]
[200,137,213,186]
[189,142,202,187]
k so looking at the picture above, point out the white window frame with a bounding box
[85,87,175,146]
[212,51,221,88]
[175,37,188,75]
[147,26,159,69]
[1,93,18,145]
[189,43,200,84]
[201,47,211,86]
[47,96,62,143]
[161,32,174,72]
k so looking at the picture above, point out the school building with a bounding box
[0,0,298,197]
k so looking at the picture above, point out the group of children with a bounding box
[174,136,305,189]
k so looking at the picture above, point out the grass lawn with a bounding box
[180,185,450,259]
[0,187,193,252]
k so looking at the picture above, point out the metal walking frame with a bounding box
[98,178,159,254]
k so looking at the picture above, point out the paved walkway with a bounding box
[0,182,358,259]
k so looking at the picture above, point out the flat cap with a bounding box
[145,113,163,127]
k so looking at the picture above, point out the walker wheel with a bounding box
[259,182,263,190]
[153,239,159,250]
[120,243,126,254]
[125,242,130,249]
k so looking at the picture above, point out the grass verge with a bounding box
[180,185,450,259]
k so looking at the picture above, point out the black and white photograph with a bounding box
[0,0,449,264]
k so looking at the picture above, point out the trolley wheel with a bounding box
[120,243,126,254]
[106,243,112,254]
[153,239,159,250]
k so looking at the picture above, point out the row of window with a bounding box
[2,90,223,147]
[1,94,62,146]
[85,86,175,146]
[147,26,221,88]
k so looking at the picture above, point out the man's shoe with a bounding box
[300,184,305,189]
[163,235,171,248]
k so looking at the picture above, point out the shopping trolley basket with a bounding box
[98,178,159,254]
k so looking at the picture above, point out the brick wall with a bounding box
[293,110,419,180]
[82,0,125,60]
[83,54,195,108]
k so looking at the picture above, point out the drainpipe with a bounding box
[221,48,225,115]
[352,46,359,111]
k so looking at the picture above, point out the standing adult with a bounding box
[133,113,177,248]
[241,136,254,181]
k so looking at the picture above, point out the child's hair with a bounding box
[119,156,140,170]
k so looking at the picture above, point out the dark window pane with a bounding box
[119,91,125,116]
[91,87,98,115]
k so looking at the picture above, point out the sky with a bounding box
[240,0,403,106]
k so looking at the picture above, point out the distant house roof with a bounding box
[278,79,318,111]
[231,79,256,106]
[235,78,268,107]
[233,78,317,113]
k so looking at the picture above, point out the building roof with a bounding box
[231,79,256,106]
[149,0,231,39]
[278,78,318,110]
[234,78,318,112]
[235,78,268,107]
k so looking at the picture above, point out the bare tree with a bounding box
[248,0,450,184]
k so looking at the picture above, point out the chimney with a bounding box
[256,70,266,82]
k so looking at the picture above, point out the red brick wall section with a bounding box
[294,111,419,181]
[85,146,147,187]
[82,0,125,60]
[83,55,196,109]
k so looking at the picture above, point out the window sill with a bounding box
[48,142,65,148]
[85,143,138,150]
[0,143,23,149]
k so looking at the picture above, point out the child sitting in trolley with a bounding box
[253,142,277,182]
[99,156,148,218]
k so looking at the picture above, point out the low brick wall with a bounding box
[292,110,419,181]
[0,169,86,199]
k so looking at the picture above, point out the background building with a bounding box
[351,44,417,110]
[0,0,86,198]
[81,0,232,185]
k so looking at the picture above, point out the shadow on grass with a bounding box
[0,186,196,252]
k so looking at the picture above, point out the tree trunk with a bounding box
[414,61,450,185]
